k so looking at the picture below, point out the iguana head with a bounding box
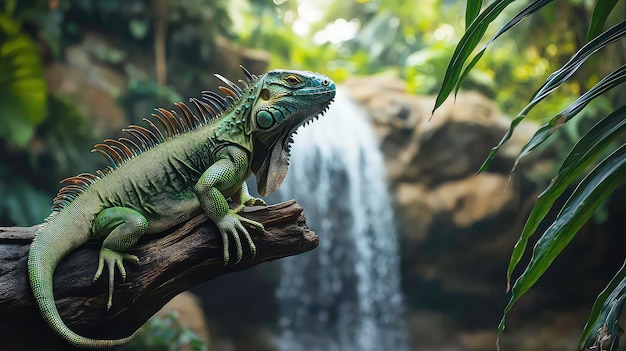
[249,69,336,196]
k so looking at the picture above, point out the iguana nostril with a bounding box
[322,79,329,86]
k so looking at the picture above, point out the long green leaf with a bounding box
[457,0,555,95]
[505,105,626,289]
[587,0,620,41]
[579,260,626,350]
[499,143,626,334]
[479,20,626,172]
[465,0,483,29]
[513,65,626,167]
[433,0,519,114]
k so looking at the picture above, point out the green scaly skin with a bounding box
[27,68,336,348]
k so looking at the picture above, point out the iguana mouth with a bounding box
[254,98,334,196]
[283,99,334,155]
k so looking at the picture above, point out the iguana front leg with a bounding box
[195,146,263,265]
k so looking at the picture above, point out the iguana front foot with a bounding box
[93,248,139,310]
[216,211,264,265]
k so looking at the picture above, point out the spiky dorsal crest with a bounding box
[50,65,259,213]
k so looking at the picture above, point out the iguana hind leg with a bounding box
[92,207,146,310]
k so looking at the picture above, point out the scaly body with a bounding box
[28,67,335,348]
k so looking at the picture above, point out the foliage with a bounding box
[125,312,207,351]
[433,0,625,349]
[0,10,47,148]
[236,0,595,120]
[0,92,99,226]
[0,165,51,226]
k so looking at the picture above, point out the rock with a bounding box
[395,172,514,248]
[407,311,463,351]
[345,77,523,185]
[458,330,499,351]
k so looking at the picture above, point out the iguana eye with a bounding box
[284,75,302,86]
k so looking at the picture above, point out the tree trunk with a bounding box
[0,200,317,350]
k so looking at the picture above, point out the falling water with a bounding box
[268,89,409,351]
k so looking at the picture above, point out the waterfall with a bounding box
[267,89,409,351]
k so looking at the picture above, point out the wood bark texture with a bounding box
[0,200,317,349]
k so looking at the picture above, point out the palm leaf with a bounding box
[505,104,626,289]
[465,0,483,29]
[456,0,555,94]
[499,143,626,334]
[579,260,626,351]
[432,0,519,114]
[479,20,626,172]
[513,64,626,168]
[587,0,620,41]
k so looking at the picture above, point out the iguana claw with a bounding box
[216,212,264,265]
[93,248,139,310]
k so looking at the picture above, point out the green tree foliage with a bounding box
[0,10,46,148]
[236,0,598,120]
[433,0,625,349]
[124,312,207,351]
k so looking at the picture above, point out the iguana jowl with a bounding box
[28,67,336,348]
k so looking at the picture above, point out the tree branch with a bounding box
[0,200,317,349]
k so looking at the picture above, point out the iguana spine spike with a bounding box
[223,95,236,105]
[169,109,190,133]
[59,173,98,185]
[214,74,244,96]
[128,125,160,147]
[94,144,124,164]
[158,108,184,136]
[174,102,202,127]
[218,86,239,99]
[150,111,174,138]
[118,138,141,157]
[202,91,229,110]
[142,118,167,143]
[104,144,128,162]
[104,139,134,159]
[122,128,151,151]
[91,148,121,168]
[156,109,178,137]
[189,98,214,123]
[239,65,254,82]
[200,95,224,117]
[173,113,190,133]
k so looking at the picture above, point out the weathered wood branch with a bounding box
[0,200,317,349]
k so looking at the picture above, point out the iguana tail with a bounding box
[28,220,137,348]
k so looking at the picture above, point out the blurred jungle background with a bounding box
[1,0,625,350]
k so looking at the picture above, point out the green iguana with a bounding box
[28,66,335,348]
